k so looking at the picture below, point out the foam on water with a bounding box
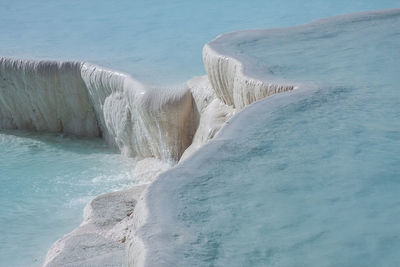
[0,130,135,267]
[134,9,400,267]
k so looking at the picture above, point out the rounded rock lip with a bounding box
[43,185,147,267]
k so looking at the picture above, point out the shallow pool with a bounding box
[0,131,135,266]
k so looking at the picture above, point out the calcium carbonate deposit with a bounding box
[0,1,399,267]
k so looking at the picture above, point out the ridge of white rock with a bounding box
[1,29,295,265]
[0,57,196,162]
[0,50,292,162]
[203,42,294,109]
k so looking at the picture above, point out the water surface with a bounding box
[0,131,135,266]
[1,0,397,84]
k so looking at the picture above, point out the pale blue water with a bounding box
[0,131,134,267]
[0,0,397,85]
[141,9,400,267]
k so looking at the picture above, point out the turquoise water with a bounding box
[0,131,135,267]
[140,10,400,267]
[0,0,397,84]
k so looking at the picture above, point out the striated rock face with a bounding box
[81,63,195,162]
[0,58,196,162]
[0,49,293,162]
[0,58,99,136]
[203,43,294,109]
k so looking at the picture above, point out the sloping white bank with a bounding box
[0,21,294,264]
